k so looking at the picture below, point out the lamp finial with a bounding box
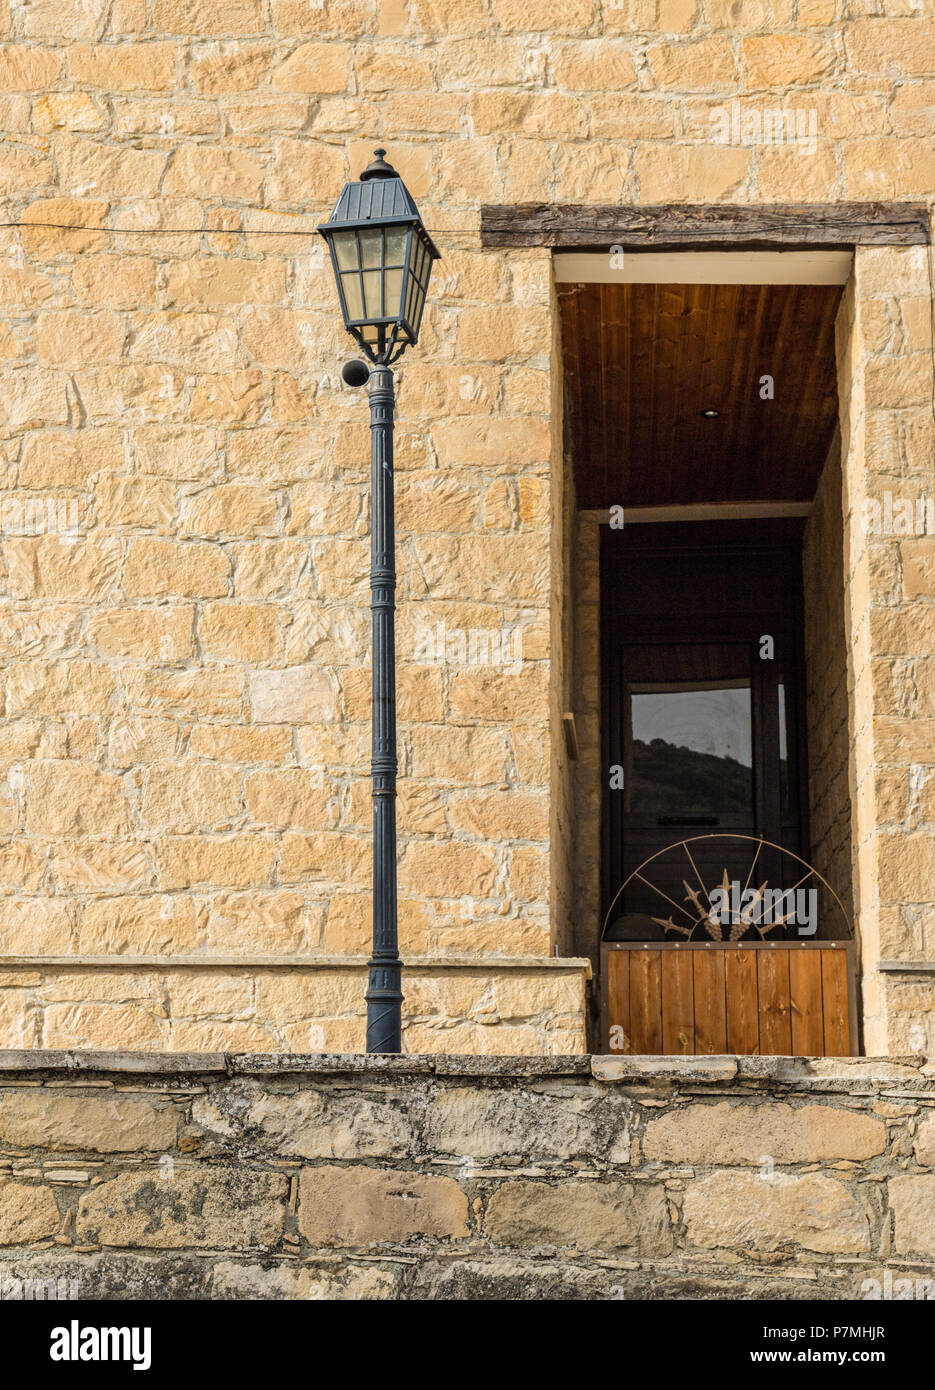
[360,147,398,181]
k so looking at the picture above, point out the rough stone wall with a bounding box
[0,3,931,1053]
[1,1051,935,1301]
[571,511,601,975]
[549,281,575,959]
[0,3,588,1048]
[842,246,935,1055]
[0,959,588,1053]
[838,270,877,1051]
[803,428,854,926]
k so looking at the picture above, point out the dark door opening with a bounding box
[601,517,809,936]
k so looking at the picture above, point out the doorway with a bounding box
[601,517,808,929]
[599,519,854,1056]
[557,265,857,1055]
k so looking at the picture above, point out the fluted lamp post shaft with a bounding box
[364,364,402,1052]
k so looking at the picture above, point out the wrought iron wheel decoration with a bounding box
[600,833,853,944]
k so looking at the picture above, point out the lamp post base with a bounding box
[365,959,404,1054]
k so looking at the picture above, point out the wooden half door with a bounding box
[603,943,854,1057]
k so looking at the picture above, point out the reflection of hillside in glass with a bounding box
[630,737,753,816]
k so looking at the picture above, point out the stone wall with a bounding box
[0,958,588,1054]
[549,283,575,960]
[0,3,590,1047]
[803,427,853,926]
[841,246,935,1055]
[571,510,601,976]
[1,1050,935,1301]
[0,2,932,1053]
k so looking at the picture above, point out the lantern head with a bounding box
[319,148,440,365]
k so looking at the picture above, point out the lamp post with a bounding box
[319,149,440,1053]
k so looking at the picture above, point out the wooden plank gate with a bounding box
[602,940,856,1056]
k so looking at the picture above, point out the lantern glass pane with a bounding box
[404,235,419,325]
[385,266,403,314]
[412,290,427,336]
[358,229,382,271]
[385,228,407,265]
[340,270,364,320]
[410,280,426,334]
[362,269,383,319]
[413,236,434,336]
[333,231,359,273]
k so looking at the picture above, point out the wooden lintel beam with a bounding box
[480,202,931,250]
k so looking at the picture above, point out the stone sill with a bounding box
[0,1050,933,1090]
[0,954,592,977]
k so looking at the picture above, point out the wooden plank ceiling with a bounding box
[559,281,843,510]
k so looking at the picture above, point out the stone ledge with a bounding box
[0,1050,232,1074]
[0,954,593,977]
[594,1054,935,1091]
[0,1050,932,1087]
[434,1055,591,1076]
[0,1052,587,1077]
[593,1056,738,1083]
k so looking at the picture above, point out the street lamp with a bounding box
[319,148,440,1054]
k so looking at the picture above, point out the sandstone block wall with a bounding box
[803,428,853,925]
[0,2,931,1052]
[842,246,935,1055]
[570,511,601,976]
[1,1051,934,1300]
[0,1,587,1048]
[0,958,588,1053]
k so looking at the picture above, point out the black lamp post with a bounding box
[319,149,440,1053]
